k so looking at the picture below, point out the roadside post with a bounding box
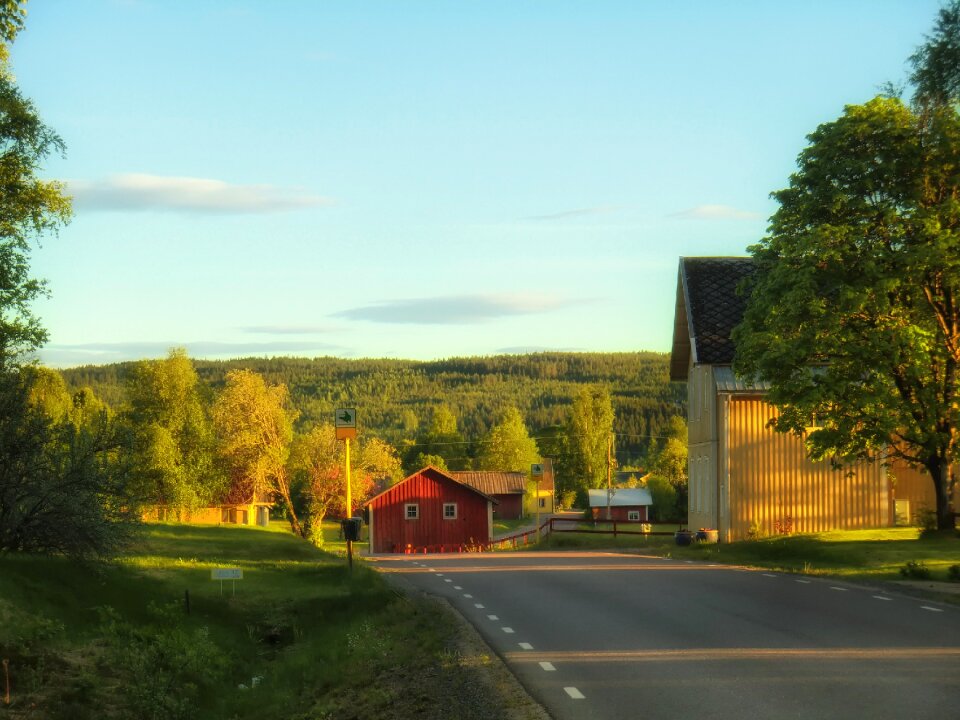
[531,462,544,540]
[335,408,358,570]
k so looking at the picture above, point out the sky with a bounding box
[12,0,944,367]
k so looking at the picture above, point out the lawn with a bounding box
[534,523,960,587]
[0,521,530,720]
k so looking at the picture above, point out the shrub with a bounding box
[899,560,932,580]
[948,565,960,583]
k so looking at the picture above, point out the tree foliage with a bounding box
[909,0,960,110]
[211,369,302,533]
[476,406,540,472]
[124,349,223,511]
[563,386,615,505]
[734,93,960,529]
[646,415,688,520]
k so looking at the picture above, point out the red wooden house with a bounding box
[364,466,498,553]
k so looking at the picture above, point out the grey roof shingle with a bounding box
[449,471,526,495]
[671,257,755,379]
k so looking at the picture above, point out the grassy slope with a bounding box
[0,523,532,720]
[538,524,960,587]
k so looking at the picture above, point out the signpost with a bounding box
[532,462,544,539]
[211,567,243,595]
[336,408,357,570]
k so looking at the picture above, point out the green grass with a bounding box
[0,522,518,720]
[534,524,960,586]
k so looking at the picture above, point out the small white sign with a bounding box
[211,568,243,580]
[335,408,357,428]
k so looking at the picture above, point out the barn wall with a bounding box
[369,470,492,553]
[590,506,648,522]
[493,494,523,519]
[725,397,889,540]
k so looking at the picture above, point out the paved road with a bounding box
[372,551,960,720]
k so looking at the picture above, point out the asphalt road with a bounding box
[372,551,960,720]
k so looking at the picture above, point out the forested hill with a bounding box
[60,352,685,465]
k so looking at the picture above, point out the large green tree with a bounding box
[734,86,960,527]
[212,369,302,534]
[565,386,615,505]
[476,406,540,471]
[125,349,223,512]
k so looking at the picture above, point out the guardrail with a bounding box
[398,517,683,554]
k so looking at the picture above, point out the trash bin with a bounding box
[341,517,362,542]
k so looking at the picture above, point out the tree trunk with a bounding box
[925,455,957,531]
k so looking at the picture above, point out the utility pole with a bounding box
[606,433,613,521]
[335,408,358,571]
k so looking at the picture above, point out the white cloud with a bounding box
[524,205,620,221]
[333,294,584,325]
[39,339,347,366]
[669,204,762,221]
[67,173,333,214]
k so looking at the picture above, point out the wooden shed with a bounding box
[365,466,498,553]
[672,256,903,541]
[449,470,526,519]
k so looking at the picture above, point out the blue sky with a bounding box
[14,0,941,366]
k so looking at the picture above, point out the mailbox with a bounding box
[341,517,362,542]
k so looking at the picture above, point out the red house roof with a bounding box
[364,466,500,507]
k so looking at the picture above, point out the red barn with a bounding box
[365,466,498,553]
[448,471,526,520]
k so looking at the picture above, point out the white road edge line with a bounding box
[763,573,777,578]
[829,586,849,592]
[564,687,585,700]
[795,579,811,584]
[873,595,892,601]
[921,606,944,613]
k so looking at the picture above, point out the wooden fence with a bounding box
[397,518,680,554]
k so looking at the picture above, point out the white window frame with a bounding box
[405,503,419,520]
[628,510,641,522]
[443,503,457,520]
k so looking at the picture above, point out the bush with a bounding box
[899,560,932,580]
[948,565,960,583]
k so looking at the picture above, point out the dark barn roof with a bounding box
[670,257,756,381]
[449,471,526,496]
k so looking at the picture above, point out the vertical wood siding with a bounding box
[726,398,889,540]
[493,494,523,519]
[369,469,492,553]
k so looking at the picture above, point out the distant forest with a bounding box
[61,352,685,467]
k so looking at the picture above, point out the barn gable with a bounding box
[365,466,498,553]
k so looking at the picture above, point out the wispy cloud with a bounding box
[524,205,620,221]
[496,345,586,354]
[39,339,347,366]
[669,204,761,221]
[240,324,339,335]
[67,173,333,214]
[332,294,583,325]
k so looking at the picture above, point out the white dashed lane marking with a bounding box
[502,627,515,634]
[829,587,849,592]
[873,595,892,601]
[922,606,944,613]
[518,643,533,650]
[795,579,811,584]
[474,603,485,609]
[444,579,452,583]
[454,586,463,590]
[539,662,556,672]
[564,687,585,700]
[763,573,777,578]
[487,615,499,621]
